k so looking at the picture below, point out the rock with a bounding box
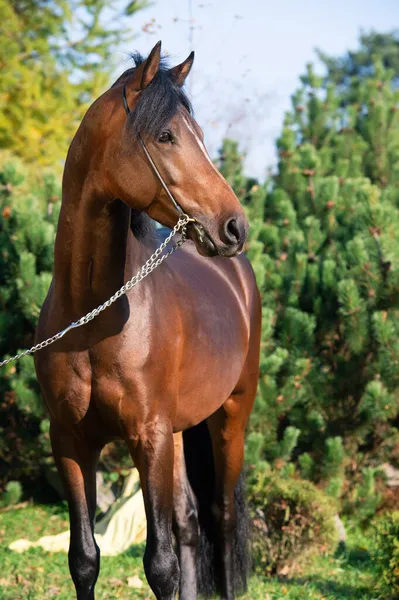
[380,463,399,488]
[96,471,116,513]
[334,514,346,543]
[47,586,61,597]
[127,575,144,588]
[277,564,290,576]
[8,539,33,553]
[109,578,124,587]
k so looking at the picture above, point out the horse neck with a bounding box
[53,177,147,316]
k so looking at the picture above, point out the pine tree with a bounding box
[0,151,59,486]
[220,53,399,506]
[316,30,399,88]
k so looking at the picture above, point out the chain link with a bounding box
[0,215,192,368]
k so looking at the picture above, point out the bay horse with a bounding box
[35,41,261,600]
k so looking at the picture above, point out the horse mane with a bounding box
[112,52,193,240]
[112,52,193,139]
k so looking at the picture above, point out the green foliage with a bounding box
[0,0,148,166]
[0,152,58,487]
[248,472,338,575]
[219,33,399,515]
[322,437,345,499]
[372,511,399,597]
[0,480,22,507]
[278,426,300,461]
[316,30,399,88]
[0,504,378,599]
[348,467,383,522]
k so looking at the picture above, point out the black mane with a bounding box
[112,52,193,139]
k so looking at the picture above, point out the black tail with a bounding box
[183,420,251,597]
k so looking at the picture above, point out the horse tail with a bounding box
[183,420,251,597]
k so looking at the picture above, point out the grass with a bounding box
[0,503,383,599]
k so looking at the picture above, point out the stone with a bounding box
[380,463,399,488]
[96,471,116,513]
[127,575,144,588]
[334,514,346,543]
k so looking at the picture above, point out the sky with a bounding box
[113,0,399,179]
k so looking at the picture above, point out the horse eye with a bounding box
[158,130,173,144]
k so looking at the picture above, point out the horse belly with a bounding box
[174,319,249,430]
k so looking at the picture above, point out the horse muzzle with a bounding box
[189,214,248,258]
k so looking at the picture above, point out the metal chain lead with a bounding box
[0,214,192,368]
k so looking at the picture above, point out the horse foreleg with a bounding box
[127,421,180,600]
[207,398,250,600]
[50,421,101,600]
[172,432,199,600]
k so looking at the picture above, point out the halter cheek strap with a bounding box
[122,82,190,218]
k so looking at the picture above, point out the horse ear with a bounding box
[169,51,195,87]
[135,41,162,90]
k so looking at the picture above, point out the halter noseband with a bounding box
[122,82,190,219]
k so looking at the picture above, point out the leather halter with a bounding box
[122,82,187,218]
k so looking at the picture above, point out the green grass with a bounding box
[0,503,382,599]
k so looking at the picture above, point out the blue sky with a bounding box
[114,0,399,179]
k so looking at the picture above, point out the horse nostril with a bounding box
[226,218,240,243]
[223,217,245,246]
